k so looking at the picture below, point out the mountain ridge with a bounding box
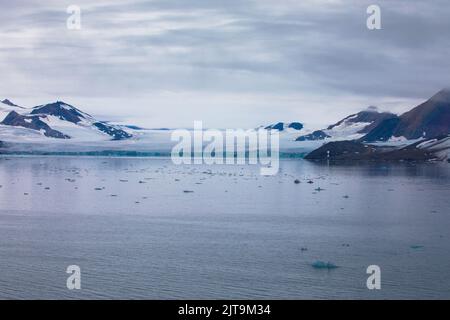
[1,89,450,162]
[0,100,132,141]
[296,107,397,142]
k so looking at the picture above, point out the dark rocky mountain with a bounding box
[1,99,24,108]
[287,122,304,130]
[360,117,401,142]
[305,140,438,161]
[296,130,330,141]
[394,89,450,139]
[362,89,450,141]
[1,111,70,139]
[30,101,89,124]
[93,122,133,140]
[305,141,377,160]
[0,100,133,141]
[264,122,303,131]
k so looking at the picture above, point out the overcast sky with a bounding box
[1,0,449,128]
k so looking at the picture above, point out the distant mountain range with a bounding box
[1,89,449,161]
[0,100,132,140]
[301,89,450,161]
[297,89,450,143]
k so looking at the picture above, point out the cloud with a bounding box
[0,0,449,128]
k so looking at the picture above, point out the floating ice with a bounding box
[311,261,339,269]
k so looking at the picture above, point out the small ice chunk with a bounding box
[311,261,339,269]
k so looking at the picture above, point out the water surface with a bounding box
[0,156,449,299]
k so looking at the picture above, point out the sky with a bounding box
[0,0,450,129]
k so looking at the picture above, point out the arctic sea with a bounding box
[0,156,449,299]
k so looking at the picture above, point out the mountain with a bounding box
[396,89,450,139]
[30,101,90,124]
[362,89,450,142]
[305,135,450,161]
[264,122,303,131]
[295,130,331,141]
[2,111,70,139]
[296,107,396,141]
[359,117,400,142]
[1,99,24,108]
[2,89,450,159]
[304,89,450,161]
[0,100,132,141]
[327,106,397,134]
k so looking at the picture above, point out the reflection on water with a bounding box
[0,156,450,299]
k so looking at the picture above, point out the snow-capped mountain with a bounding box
[0,100,132,141]
[302,89,450,161]
[2,89,450,160]
[264,122,304,131]
[2,111,70,139]
[296,107,396,142]
[296,90,450,144]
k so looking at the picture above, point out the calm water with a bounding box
[0,156,450,299]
